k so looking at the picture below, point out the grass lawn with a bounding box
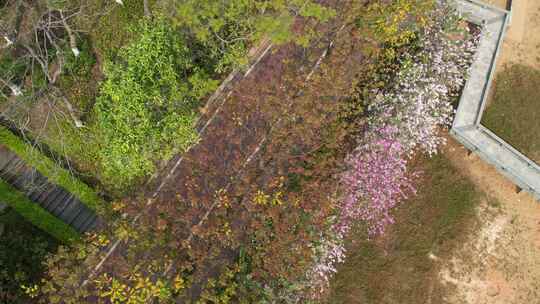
[482,64,540,164]
[327,153,491,304]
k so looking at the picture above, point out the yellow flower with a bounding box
[173,275,185,292]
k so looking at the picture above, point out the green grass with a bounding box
[482,64,540,163]
[0,126,104,212]
[0,179,80,243]
[328,153,489,304]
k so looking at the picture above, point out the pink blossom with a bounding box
[304,1,480,299]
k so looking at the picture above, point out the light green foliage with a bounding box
[0,127,104,212]
[95,17,214,190]
[94,273,175,304]
[160,0,335,71]
[8,0,335,193]
[0,180,80,242]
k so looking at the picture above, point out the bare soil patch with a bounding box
[480,0,540,164]
[437,137,540,304]
[485,0,540,70]
[328,135,540,304]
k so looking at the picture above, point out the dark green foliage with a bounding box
[90,0,335,191]
[90,0,148,60]
[482,64,540,163]
[64,36,96,78]
[29,65,49,92]
[0,209,59,303]
[0,55,27,101]
[59,35,98,113]
[0,55,26,82]
[160,0,336,72]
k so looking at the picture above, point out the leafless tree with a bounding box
[0,0,121,182]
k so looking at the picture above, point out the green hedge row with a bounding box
[0,179,80,243]
[0,126,104,212]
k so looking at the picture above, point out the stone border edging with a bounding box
[451,0,540,201]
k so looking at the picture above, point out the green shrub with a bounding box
[0,180,79,243]
[59,34,98,112]
[95,17,219,190]
[29,64,49,92]
[160,0,336,71]
[0,126,104,212]
[64,36,96,78]
[87,0,148,61]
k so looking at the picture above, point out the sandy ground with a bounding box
[437,1,540,303]
[438,138,540,304]
[487,0,540,70]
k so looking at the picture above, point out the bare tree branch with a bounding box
[59,10,79,57]
[54,89,84,128]
[0,78,22,96]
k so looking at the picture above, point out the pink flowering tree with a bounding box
[306,127,416,297]
[340,126,416,236]
[304,1,480,299]
[344,0,478,235]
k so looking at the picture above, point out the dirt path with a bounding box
[486,0,540,70]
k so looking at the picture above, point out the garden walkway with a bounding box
[451,0,540,201]
[0,144,98,233]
